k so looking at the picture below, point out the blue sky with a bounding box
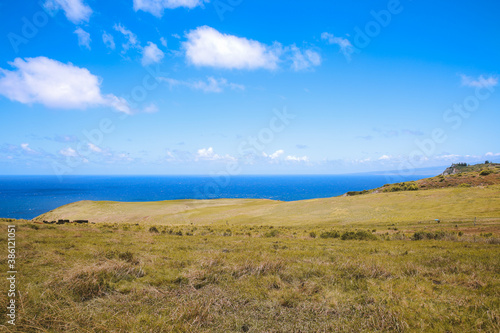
[0,0,499,176]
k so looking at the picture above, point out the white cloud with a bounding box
[20,143,35,153]
[44,0,92,24]
[285,155,309,162]
[485,152,500,157]
[436,154,460,160]
[262,150,284,160]
[183,26,281,70]
[160,37,167,47]
[160,76,244,93]
[378,154,391,160]
[141,42,165,66]
[321,32,353,59]
[0,57,130,113]
[60,147,78,157]
[133,0,208,17]
[88,143,102,153]
[113,23,140,52]
[143,103,159,113]
[102,31,116,50]
[290,45,321,71]
[196,147,234,161]
[74,27,91,49]
[460,74,498,88]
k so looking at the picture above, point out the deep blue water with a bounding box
[0,174,432,219]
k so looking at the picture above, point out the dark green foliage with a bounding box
[383,182,419,192]
[340,230,378,241]
[264,229,279,237]
[412,231,446,240]
[320,231,340,239]
[479,169,492,176]
[346,190,369,196]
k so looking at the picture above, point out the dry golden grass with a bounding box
[33,185,500,228]
[0,219,499,332]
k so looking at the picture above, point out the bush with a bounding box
[341,230,378,241]
[383,182,419,192]
[320,231,340,239]
[479,169,492,176]
[264,229,279,237]
[459,183,472,188]
[412,231,446,240]
[149,226,159,233]
[346,190,369,196]
[309,231,316,238]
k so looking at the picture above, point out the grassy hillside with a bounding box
[372,162,500,194]
[34,185,500,227]
[3,165,500,332]
[1,218,499,332]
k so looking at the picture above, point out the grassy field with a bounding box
[1,173,500,332]
[0,219,499,332]
[34,185,500,227]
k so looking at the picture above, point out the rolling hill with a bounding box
[34,163,500,227]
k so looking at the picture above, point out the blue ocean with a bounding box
[0,174,434,219]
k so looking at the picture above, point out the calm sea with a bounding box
[0,174,433,219]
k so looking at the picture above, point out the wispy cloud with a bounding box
[74,27,91,49]
[133,0,208,17]
[102,31,116,50]
[262,150,284,160]
[21,143,36,153]
[161,76,244,93]
[59,147,78,157]
[44,0,92,23]
[113,23,140,52]
[285,155,309,162]
[196,147,235,161]
[460,74,498,88]
[141,42,164,66]
[290,45,321,71]
[321,32,353,59]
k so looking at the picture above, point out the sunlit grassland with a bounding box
[34,185,500,228]
[0,219,499,332]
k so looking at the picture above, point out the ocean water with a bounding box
[0,174,432,219]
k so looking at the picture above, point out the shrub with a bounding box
[479,169,492,176]
[264,229,279,237]
[383,182,419,192]
[346,190,369,196]
[320,231,340,239]
[459,183,472,188]
[341,230,377,241]
[309,231,316,238]
[412,231,446,240]
[149,226,159,233]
